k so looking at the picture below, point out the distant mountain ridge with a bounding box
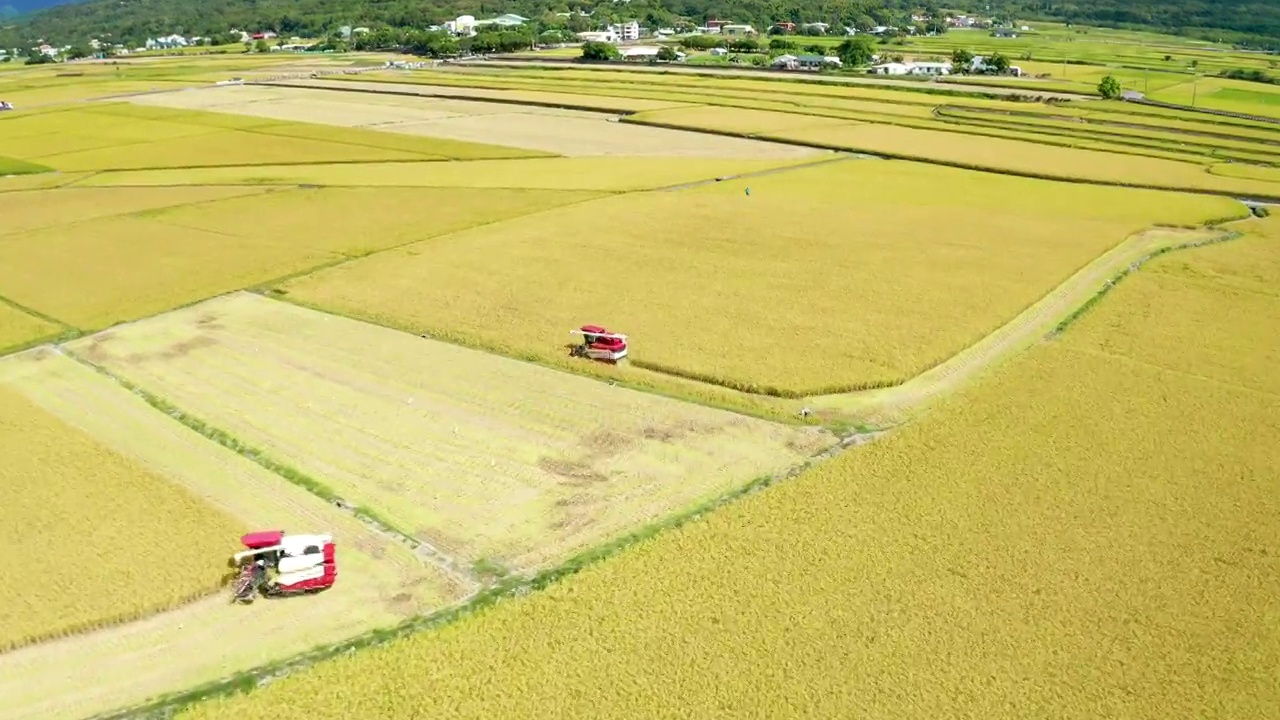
[4,0,79,13]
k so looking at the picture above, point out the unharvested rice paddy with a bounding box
[0,383,243,652]
[0,185,268,236]
[5,49,1277,720]
[280,159,1244,395]
[0,186,596,329]
[0,347,463,720]
[763,121,1280,196]
[0,101,543,171]
[66,292,834,571]
[76,156,829,192]
[173,220,1280,720]
[128,84,824,159]
[0,303,60,351]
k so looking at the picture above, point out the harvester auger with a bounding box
[231,530,336,604]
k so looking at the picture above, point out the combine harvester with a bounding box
[231,530,336,603]
[569,325,628,364]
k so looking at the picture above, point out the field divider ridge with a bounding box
[1046,228,1247,337]
[51,344,483,594]
[624,116,1280,202]
[804,220,1252,425]
[648,152,873,193]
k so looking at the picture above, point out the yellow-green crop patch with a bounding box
[278,160,1243,396]
[0,102,546,171]
[0,186,596,329]
[78,156,828,192]
[765,122,1280,196]
[0,186,267,237]
[0,302,61,353]
[0,156,51,175]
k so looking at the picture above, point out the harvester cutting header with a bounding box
[569,325,628,363]
[231,530,336,603]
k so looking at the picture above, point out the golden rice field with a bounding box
[0,101,544,171]
[0,185,267,236]
[3,51,1276,720]
[0,347,463,720]
[742,120,1279,197]
[74,156,823,192]
[0,384,243,652]
[173,219,1280,720]
[280,159,1244,396]
[66,292,834,572]
[0,185,596,329]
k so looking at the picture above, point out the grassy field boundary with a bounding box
[1126,95,1280,125]
[804,220,1250,425]
[0,156,55,176]
[1048,229,1246,336]
[55,345,479,590]
[87,424,871,720]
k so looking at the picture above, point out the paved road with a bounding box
[445,58,1094,101]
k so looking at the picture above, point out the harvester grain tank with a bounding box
[230,530,336,603]
[569,325,628,363]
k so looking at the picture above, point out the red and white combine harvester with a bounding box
[569,325,628,364]
[231,530,336,604]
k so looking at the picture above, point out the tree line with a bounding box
[1,0,1275,52]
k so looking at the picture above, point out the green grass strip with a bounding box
[1048,230,1245,337]
[0,156,53,176]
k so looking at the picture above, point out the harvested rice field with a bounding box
[0,347,464,720]
[290,77,690,112]
[280,160,1244,396]
[173,217,1280,720]
[127,84,825,159]
[0,186,596,329]
[66,292,835,571]
[0,101,543,171]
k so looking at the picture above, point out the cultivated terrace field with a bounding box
[0,36,1276,720]
[172,214,1280,720]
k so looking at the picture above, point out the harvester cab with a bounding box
[231,530,336,604]
[569,325,628,364]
